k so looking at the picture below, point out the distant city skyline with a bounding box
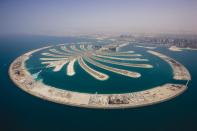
[0,0,197,36]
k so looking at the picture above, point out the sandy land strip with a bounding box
[84,57,141,78]
[148,50,191,80]
[94,54,148,61]
[67,59,76,76]
[97,53,142,57]
[116,43,130,51]
[169,46,197,51]
[127,51,135,53]
[42,60,68,72]
[49,49,70,55]
[169,46,182,51]
[181,47,197,51]
[136,45,156,49]
[90,56,153,68]
[41,52,71,58]
[95,51,135,55]
[78,57,109,80]
[119,43,130,47]
[40,57,68,61]
[52,61,68,72]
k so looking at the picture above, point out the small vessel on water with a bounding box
[32,70,42,80]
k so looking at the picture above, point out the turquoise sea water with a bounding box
[25,42,183,94]
[0,35,197,131]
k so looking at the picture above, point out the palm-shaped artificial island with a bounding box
[9,43,191,109]
[40,44,153,80]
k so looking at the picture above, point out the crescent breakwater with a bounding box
[148,50,191,80]
[9,45,191,109]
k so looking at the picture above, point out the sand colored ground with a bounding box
[9,53,188,108]
[94,54,148,61]
[67,58,76,76]
[148,50,191,80]
[90,56,153,68]
[78,57,109,80]
[84,57,141,78]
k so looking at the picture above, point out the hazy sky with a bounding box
[0,0,197,36]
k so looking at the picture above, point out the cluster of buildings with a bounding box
[115,34,197,48]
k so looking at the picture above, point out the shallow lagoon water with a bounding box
[0,35,197,131]
[25,44,180,94]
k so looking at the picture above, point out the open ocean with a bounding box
[1,35,197,131]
